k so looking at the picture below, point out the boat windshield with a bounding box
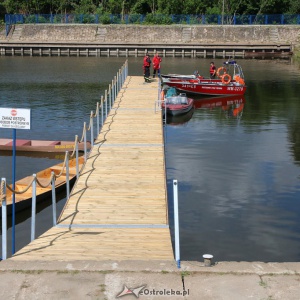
[166,96,188,105]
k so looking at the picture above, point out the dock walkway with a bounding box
[11,76,174,261]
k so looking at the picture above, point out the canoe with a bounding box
[1,156,85,215]
[0,139,91,153]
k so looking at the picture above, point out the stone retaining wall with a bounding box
[7,24,300,45]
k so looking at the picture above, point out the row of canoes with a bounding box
[0,138,89,215]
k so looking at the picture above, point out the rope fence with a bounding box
[0,59,129,260]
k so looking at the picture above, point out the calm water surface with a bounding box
[0,56,300,261]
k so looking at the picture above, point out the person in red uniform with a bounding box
[210,62,216,79]
[143,53,151,82]
[152,53,162,78]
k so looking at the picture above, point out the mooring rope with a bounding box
[69,135,78,159]
[35,172,55,189]
[80,122,87,143]
[53,151,69,178]
[6,176,35,194]
[87,111,95,131]
[0,179,5,203]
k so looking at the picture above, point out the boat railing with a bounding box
[0,59,129,260]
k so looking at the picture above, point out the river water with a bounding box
[0,56,300,262]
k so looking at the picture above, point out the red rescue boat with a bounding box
[161,88,194,116]
[161,60,246,96]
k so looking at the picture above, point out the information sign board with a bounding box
[0,108,31,129]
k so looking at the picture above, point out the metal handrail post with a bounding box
[1,178,7,260]
[108,84,112,109]
[90,111,94,147]
[66,152,70,199]
[111,79,115,104]
[105,90,108,117]
[119,68,122,87]
[96,102,100,136]
[116,72,119,94]
[120,67,123,86]
[173,179,181,268]
[114,76,117,101]
[31,174,37,242]
[83,122,87,162]
[101,96,104,126]
[51,172,57,226]
[120,69,122,88]
[75,135,79,179]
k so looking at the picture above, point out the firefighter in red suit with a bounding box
[152,53,162,78]
[143,53,151,82]
[210,62,216,79]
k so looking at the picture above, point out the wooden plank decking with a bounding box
[11,76,174,261]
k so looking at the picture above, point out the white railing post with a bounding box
[105,90,108,117]
[114,76,117,100]
[116,72,119,94]
[83,122,87,162]
[75,135,79,179]
[1,178,7,260]
[96,102,100,136]
[122,66,125,85]
[101,96,104,126]
[66,152,70,200]
[108,84,112,109]
[111,79,115,104]
[173,179,181,268]
[51,172,57,226]
[31,174,37,242]
[90,111,94,147]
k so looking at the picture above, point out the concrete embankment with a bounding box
[0,259,300,299]
[1,24,299,57]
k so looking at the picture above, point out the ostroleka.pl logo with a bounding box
[116,285,189,298]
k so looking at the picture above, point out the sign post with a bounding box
[0,107,31,255]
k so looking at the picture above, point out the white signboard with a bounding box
[0,108,31,130]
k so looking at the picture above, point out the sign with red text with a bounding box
[0,108,31,129]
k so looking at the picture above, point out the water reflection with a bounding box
[0,150,66,160]
[194,95,245,119]
[166,108,194,126]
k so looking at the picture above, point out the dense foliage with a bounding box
[0,0,299,16]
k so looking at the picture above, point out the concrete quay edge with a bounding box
[1,259,300,275]
[1,260,300,300]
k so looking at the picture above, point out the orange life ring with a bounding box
[222,74,232,85]
[216,67,227,78]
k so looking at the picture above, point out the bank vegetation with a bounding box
[0,0,300,18]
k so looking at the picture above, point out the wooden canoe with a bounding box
[1,156,85,215]
[0,139,91,153]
